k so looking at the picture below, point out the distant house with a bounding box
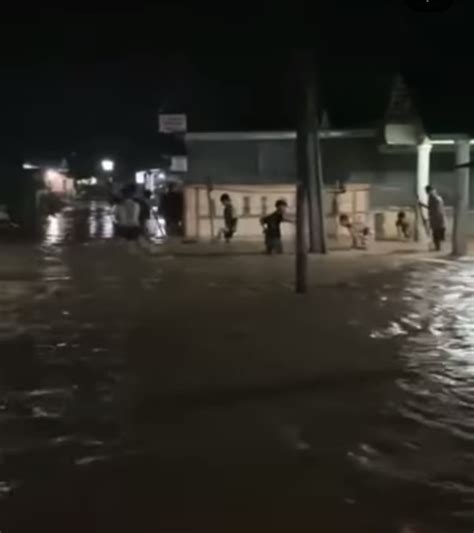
[23,158,75,198]
[0,161,40,234]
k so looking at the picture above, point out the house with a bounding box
[182,76,473,243]
[23,158,75,198]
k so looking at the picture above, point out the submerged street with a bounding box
[1,207,474,532]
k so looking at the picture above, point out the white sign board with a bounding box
[159,114,187,134]
[170,156,188,173]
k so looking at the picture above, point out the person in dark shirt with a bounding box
[260,199,291,254]
[217,193,238,243]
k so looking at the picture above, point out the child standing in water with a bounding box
[260,199,292,254]
[395,210,411,239]
[217,193,238,243]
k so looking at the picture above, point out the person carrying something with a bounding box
[339,213,370,249]
[217,193,238,243]
[260,199,293,254]
[419,185,446,251]
[395,211,411,239]
[115,184,141,240]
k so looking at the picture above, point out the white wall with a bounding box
[184,184,296,239]
[184,183,370,240]
[184,182,474,241]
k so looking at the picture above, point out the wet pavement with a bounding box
[1,204,474,532]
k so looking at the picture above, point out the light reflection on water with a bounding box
[43,202,116,245]
[42,202,166,245]
[352,261,474,527]
[5,233,474,530]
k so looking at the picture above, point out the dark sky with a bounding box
[0,0,470,162]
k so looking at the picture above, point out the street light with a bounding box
[101,159,114,172]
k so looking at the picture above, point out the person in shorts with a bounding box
[217,193,238,243]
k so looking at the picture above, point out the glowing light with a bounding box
[22,162,39,170]
[158,172,166,180]
[101,159,114,172]
[45,169,58,181]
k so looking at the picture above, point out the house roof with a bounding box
[186,130,377,142]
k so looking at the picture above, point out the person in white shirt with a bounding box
[115,184,140,240]
[339,213,370,249]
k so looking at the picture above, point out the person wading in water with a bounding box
[419,185,447,251]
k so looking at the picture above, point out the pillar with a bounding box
[452,138,470,256]
[415,141,432,242]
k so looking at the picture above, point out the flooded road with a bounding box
[1,205,474,532]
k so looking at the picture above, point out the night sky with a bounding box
[0,0,470,164]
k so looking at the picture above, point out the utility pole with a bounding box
[296,128,308,294]
[295,51,310,294]
[299,50,326,255]
[314,97,327,254]
[206,177,215,240]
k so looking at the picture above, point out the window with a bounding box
[243,196,251,216]
[261,196,268,215]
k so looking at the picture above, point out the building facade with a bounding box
[184,131,471,240]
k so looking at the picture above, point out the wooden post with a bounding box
[206,178,215,240]
[314,120,327,253]
[295,181,308,294]
[295,56,309,294]
[306,95,319,254]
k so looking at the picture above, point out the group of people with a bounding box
[216,193,292,254]
[112,184,154,241]
[113,184,448,253]
[339,185,447,252]
[395,185,447,251]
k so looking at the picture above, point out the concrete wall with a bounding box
[186,136,474,240]
[183,183,370,240]
[184,184,296,239]
[184,183,474,241]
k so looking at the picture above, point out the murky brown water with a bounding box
[1,205,474,532]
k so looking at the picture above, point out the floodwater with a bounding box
[1,204,474,532]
